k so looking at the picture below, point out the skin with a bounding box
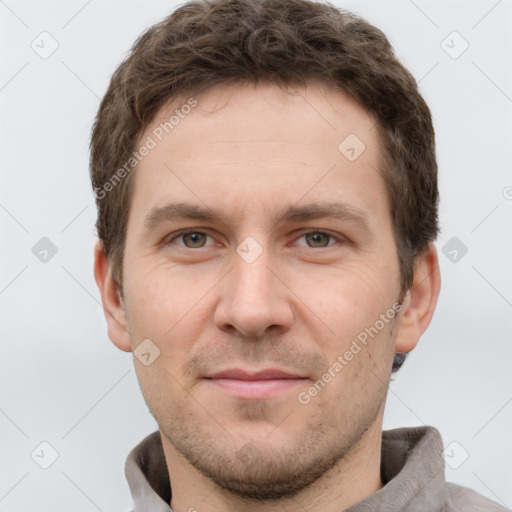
[94,81,441,512]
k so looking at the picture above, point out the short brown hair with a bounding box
[90,0,439,368]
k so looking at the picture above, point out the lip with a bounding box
[203,368,308,399]
[205,368,306,380]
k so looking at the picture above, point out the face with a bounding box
[108,82,410,499]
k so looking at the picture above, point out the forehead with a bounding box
[128,81,387,230]
[143,81,379,152]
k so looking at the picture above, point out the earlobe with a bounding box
[394,242,441,354]
[93,241,133,353]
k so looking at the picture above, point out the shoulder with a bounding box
[441,483,510,512]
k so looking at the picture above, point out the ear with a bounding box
[394,242,441,354]
[93,240,132,352]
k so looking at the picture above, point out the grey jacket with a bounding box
[125,426,509,511]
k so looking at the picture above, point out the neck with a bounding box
[161,415,384,512]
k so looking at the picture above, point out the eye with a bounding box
[165,229,344,249]
[296,231,341,248]
[166,230,215,248]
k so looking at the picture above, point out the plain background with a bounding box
[1,0,511,510]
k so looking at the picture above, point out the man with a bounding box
[90,0,507,510]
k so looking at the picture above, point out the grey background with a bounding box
[0,0,511,510]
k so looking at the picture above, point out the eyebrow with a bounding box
[143,200,371,234]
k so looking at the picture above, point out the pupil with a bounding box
[308,233,327,247]
[186,233,203,247]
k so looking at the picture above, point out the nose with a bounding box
[213,243,294,339]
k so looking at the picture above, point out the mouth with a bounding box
[203,368,308,400]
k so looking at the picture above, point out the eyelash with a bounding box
[164,229,345,249]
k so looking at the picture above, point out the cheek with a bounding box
[295,261,397,344]
[296,265,399,397]
[124,264,215,382]
[327,319,396,404]
[125,260,203,332]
